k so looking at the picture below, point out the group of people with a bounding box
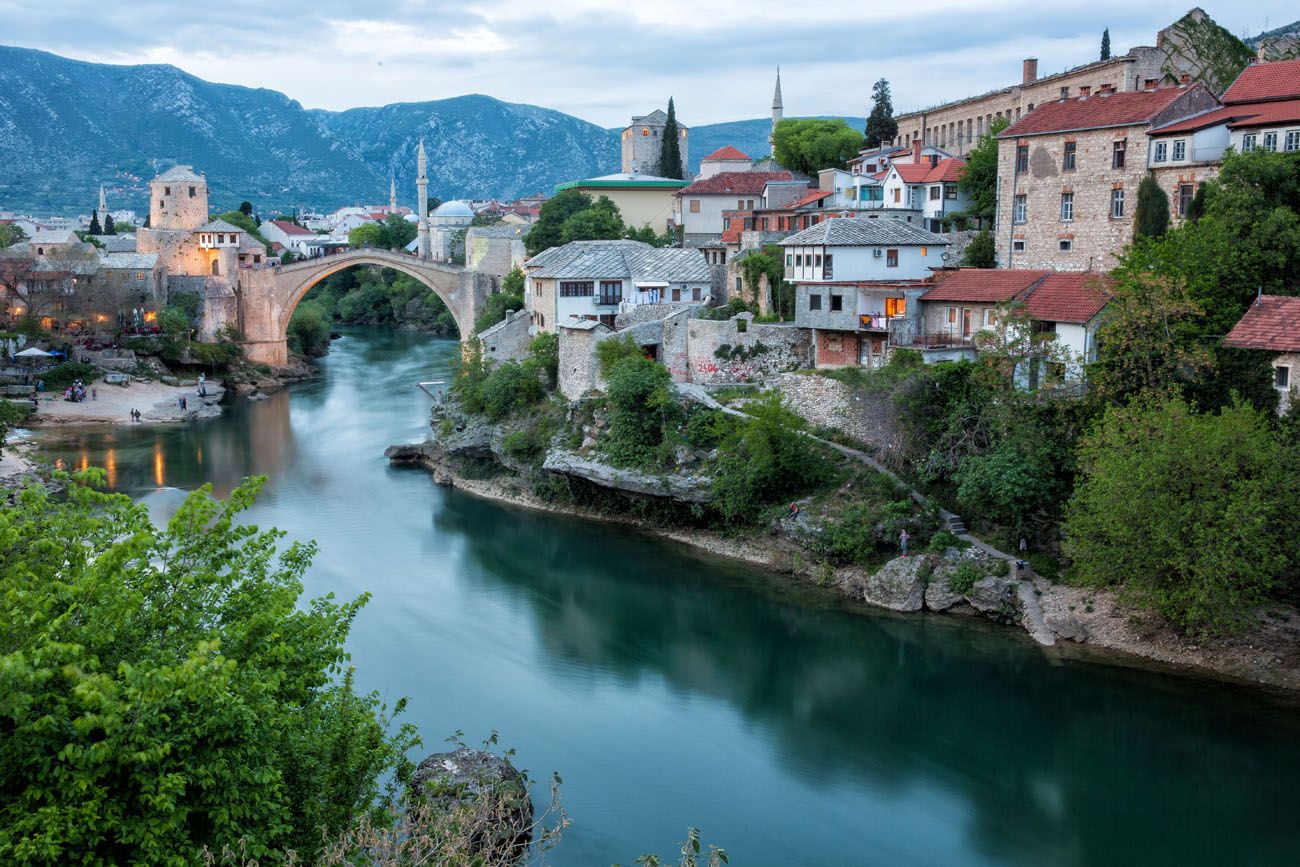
[63,379,93,403]
[129,408,143,423]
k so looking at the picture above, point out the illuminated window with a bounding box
[642,128,650,137]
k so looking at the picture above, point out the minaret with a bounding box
[416,140,431,260]
[389,175,397,214]
[97,184,108,227]
[770,68,784,152]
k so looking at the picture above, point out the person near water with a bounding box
[900,529,910,558]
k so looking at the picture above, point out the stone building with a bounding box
[552,173,688,234]
[1224,294,1300,413]
[891,9,1224,156]
[994,84,1217,271]
[621,109,689,177]
[464,224,526,279]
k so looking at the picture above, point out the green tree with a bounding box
[656,97,685,180]
[1100,28,1111,60]
[771,119,863,175]
[954,441,1054,536]
[959,117,1009,224]
[560,197,624,244]
[384,213,417,250]
[88,211,102,235]
[0,474,417,863]
[474,266,525,333]
[103,213,116,235]
[1134,173,1170,239]
[216,210,271,251]
[1064,396,1293,634]
[525,189,595,256]
[239,200,254,216]
[288,299,332,356]
[0,223,28,248]
[600,355,676,467]
[962,229,996,268]
[349,222,391,250]
[863,78,898,149]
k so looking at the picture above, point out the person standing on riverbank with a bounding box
[900,529,909,558]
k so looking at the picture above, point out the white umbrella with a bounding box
[13,347,52,358]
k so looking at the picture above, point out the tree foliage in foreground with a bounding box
[1064,396,1297,634]
[0,475,418,865]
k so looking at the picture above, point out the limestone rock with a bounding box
[858,556,927,612]
[967,575,1020,619]
[1046,611,1089,642]
[925,575,965,611]
[542,449,712,502]
[410,747,533,858]
[384,442,435,466]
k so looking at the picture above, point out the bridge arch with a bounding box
[239,249,479,366]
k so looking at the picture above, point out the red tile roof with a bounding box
[1228,98,1300,129]
[921,269,1050,303]
[1022,272,1112,324]
[1149,104,1252,135]
[1222,58,1300,105]
[269,219,314,236]
[1224,295,1300,352]
[1000,88,1192,137]
[788,189,833,208]
[891,158,966,184]
[678,171,793,196]
[702,145,751,161]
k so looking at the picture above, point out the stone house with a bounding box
[995,84,1218,271]
[781,217,947,368]
[675,171,793,243]
[1223,294,1300,413]
[621,109,689,177]
[464,224,526,278]
[524,240,712,332]
[890,9,1225,155]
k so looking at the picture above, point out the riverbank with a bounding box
[389,437,1300,694]
[22,379,226,426]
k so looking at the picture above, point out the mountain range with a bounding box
[0,45,863,218]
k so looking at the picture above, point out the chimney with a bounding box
[1078,85,1092,98]
[930,154,939,167]
[1144,78,1158,91]
[1179,73,1191,85]
[1023,58,1038,84]
[912,139,921,162]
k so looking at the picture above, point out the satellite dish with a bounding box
[941,251,951,261]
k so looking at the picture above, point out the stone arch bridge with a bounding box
[236,249,497,366]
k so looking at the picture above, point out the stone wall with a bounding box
[772,372,900,452]
[685,316,810,384]
[480,308,532,363]
[614,302,700,329]
[465,230,524,278]
[557,321,612,400]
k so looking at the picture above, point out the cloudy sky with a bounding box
[1,1,1295,126]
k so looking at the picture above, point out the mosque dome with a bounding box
[432,200,474,220]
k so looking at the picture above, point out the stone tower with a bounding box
[621,109,689,177]
[770,68,784,152]
[97,185,108,229]
[416,140,431,260]
[149,165,209,231]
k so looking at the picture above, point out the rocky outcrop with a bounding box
[541,450,712,503]
[851,555,927,612]
[410,748,533,859]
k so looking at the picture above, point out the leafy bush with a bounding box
[479,361,545,421]
[954,442,1055,535]
[697,298,753,321]
[40,361,98,388]
[600,356,677,466]
[596,334,644,377]
[988,558,1010,577]
[815,499,916,567]
[524,332,559,389]
[0,475,416,863]
[684,408,735,450]
[474,267,525,333]
[925,530,964,553]
[288,300,332,357]
[950,562,981,594]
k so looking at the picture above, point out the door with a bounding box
[962,308,972,338]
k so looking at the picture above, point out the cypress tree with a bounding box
[864,78,898,149]
[103,214,117,235]
[1185,183,1208,223]
[656,98,684,180]
[1134,173,1170,239]
[1101,28,1111,60]
[88,211,102,235]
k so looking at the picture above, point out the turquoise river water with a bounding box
[27,327,1300,866]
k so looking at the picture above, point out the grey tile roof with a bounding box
[779,217,948,248]
[99,236,137,252]
[468,224,524,239]
[527,240,710,282]
[154,165,205,183]
[98,252,159,269]
[197,219,243,233]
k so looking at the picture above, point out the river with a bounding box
[30,327,1300,866]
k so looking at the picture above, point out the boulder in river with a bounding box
[409,747,534,861]
[856,555,928,612]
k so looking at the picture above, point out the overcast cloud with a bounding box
[1,1,1294,126]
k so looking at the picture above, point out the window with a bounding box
[735,276,742,294]
[559,281,594,297]
[1287,131,1300,152]
[642,128,650,137]
[794,254,803,267]
[692,286,702,301]
[136,272,143,281]
[1013,194,1027,224]
[1264,132,1278,151]
[830,294,843,312]
[885,297,906,318]
[1015,145,1029,172]
[786,253,793,266]
[929,186,941,200]
[1172,140,1187,161]
[188,186,196,198]
[671,287,682,301]
[814,254,822,269]
[1276,366,1291,389]
[1178,183,1195,217]
[1060,86,1069,99]
[945,186,958,199]
[1153,141,1168,162]
[893,188,901,203]
[689,199,700,213]
[1058,239,1072,252]
[1060,192,1073,221]
[598,280,622,305]
[823,253,833,279]
[164,186,171,196]
[1242,134,1258,152]
[946,306,958,326]
[809,294,822,311]
[1112,139,1126,169]
[1111,188,1125,218]
[1012,238,1026,252]
[886,249,899,267]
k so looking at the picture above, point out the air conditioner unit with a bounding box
[873,248,884,257]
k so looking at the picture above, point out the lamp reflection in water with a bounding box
[104,448,117,490]
[153,440,165,488]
